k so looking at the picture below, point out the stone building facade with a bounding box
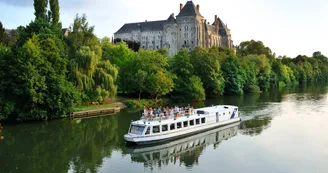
[114,1,234,56]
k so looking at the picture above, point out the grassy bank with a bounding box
[72,104,118,112]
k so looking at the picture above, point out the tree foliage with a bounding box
[67,14,118,103]
[49,0,60,25]
[119,49,174,99]
[34,0,48,20]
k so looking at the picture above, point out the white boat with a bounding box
[125,122,240,164]
[124,105,241,145]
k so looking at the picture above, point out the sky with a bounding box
[0,0,327,57]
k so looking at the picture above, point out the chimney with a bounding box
[172,13,174,17]
[215,15,218,32]
[197,4,200,12]
[180,3,183,11]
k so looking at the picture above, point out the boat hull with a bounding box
[125,117,241,145]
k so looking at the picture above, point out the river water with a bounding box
[0,84,328,173]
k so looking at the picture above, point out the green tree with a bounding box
[190,47,225,97]
[101,39,133,67]
[170,49,205,100]
[221,56,245,94]
[0,33,77,121]
[237,40,274,60]
[49,0,60,25]
[67,14,118,102]
[34,0,48,20]
[7,29,19,46]
[120,49,174,99]
[0,22,7,44]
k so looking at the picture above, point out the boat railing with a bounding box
[140,110,194,122]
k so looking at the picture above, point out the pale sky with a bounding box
[0,0,327,57]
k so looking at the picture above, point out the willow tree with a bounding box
[67,14,118,103]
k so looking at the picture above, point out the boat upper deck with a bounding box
[131,105,238,126]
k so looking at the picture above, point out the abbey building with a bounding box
[114,1,234,56]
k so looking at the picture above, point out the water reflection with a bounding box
[124,122,239,169]
[239,116,272,136]
[0,116,122,173]
[1,83,327,173]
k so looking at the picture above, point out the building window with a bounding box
[184,41,187,45]
[156,45,159,49]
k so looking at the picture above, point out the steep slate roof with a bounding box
[115,15,176,34]
[217,18,229,36]
[167,14,176,22]
[177,1,203,17]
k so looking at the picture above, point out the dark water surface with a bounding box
[1,85,328,173]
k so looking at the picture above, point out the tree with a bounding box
[67,14,118,102]
[0,22,7,44]
[190,47,225,97]
[170,49,205,100]
[221,56,245,94]
[102,39,133,67]
[0,33,77,121]
[119,49,174,99]
[237,40,274,60]
[34,0,48,20]
[7,30,19,46]
[49,0,60,25]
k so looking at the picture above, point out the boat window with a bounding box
[162,125,168,132]
[170,123,175,130]
[145,127,150,135]
[196,110,205,114]
[183,121,188,127]
[130,125,145,135]
[153,126,160,133]
[177,122,182,129]
[201,117,205,124]
[190,119,194,126]
[196,119,200,125]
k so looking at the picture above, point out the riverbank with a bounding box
[71,102,127,119]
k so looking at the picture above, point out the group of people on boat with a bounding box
[143,105,194,119]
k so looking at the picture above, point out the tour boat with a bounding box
[125,122,240,164]
[124,105,241,145]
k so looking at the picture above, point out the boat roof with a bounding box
[196,105,238,113]
[131,105,238,126]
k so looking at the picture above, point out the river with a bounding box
[0,84,328,173]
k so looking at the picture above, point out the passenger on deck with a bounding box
[143,106,148,118]
[149,108,153,117]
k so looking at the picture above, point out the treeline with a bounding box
[115,41,328,101]
[0,0,327,122]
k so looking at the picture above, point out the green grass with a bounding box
[72,104,118,112]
